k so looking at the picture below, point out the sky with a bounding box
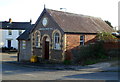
[0,0,119,29]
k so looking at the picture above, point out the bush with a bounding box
[84,59,97,65]
[96,32,118,42]
[63,60,71,65]
[1,47,17,52]
[93,41,106,58]
[72,41,106,64]
[71,32,119,65]
[106,49,120,57]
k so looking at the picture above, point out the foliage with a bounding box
[63,60,71,65]
[117,30,120,33]
[72,41,107,65]
[1,47,14,50]
[96,32,118,42]
[1,47,17,52]
[64,50,72,60]
[106,49,120,57]
[83,59,99,65]
[104,20,113,28]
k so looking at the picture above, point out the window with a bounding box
[80,35,85,45]
[8,30,12,35]
[22,41,26,49]
[35,32,40,47]
[54,33,60,49]
[19,30,22,35]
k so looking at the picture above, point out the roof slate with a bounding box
[0,21,31,30]
[18,8,115,40]
[46,9,114,33]
[17,24,34,40]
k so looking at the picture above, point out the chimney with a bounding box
[30,19,32,24]
[9,18,12,23]
[60,8,67,12]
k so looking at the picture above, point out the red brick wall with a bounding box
[103,42,120,50]
[85,35,96,44]
[66,34,96,50]
[65,34,119,61]
[65,34,96,60]
[66,34,80,50]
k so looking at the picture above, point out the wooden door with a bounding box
[44,41,49,60]
[8,40,11,48]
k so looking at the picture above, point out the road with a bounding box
[1,52,119,80]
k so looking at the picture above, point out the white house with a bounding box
[0,18,32,49]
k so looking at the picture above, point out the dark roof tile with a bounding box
[17,24,34,40]
[0,21,31,30]
[46,9,114,33]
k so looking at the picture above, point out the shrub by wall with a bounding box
[72,41,107,64]
[71,32,119,65]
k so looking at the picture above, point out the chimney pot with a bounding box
[30,19,32,24]
[9,18,12,23]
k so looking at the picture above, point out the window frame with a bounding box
[80,35,85,45]
[35,32,40,48]
[22,40,26,49]
[54,32,60,50]
[8,30,12,35]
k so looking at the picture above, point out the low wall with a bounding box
[103,42,120,50]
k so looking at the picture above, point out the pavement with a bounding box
[1,52,119,80]
[3,60,119,72]
[2,62,119,80]
[1,52,119,72]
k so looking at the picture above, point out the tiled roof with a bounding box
[0,21,31,30]
[46,9,114,33]
[17,24,34,40]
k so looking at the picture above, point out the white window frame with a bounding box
[54,33,60,50]
[22,40,26,49]
[80,35,85,45]
[8,30,12,35]
[35,33,40,48]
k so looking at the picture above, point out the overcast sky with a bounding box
[0,0,119,28]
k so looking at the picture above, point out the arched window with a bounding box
[54,32,60,49]
[35,32,40,47]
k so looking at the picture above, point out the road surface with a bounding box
[1,52,119,80]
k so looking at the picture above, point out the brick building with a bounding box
[17,8,114,62]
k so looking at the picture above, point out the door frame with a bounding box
[41,34,51,60]
[44,40,49,59]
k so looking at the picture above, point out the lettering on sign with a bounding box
[39,28,53,31]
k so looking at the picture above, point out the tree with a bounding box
[104,20,113,28]
[96,32,118,42]
[117,30,120,33]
